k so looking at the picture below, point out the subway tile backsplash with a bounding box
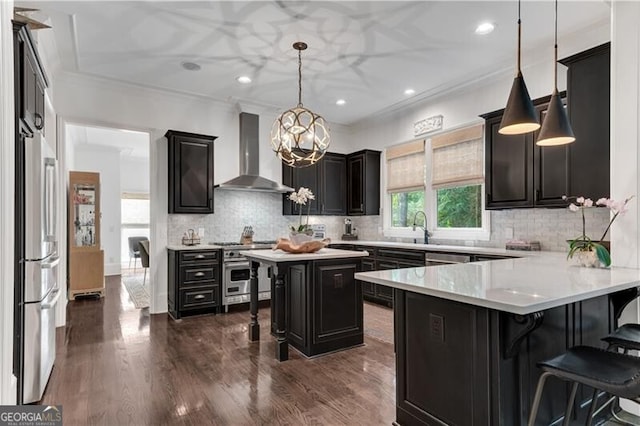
[168,190,609,252]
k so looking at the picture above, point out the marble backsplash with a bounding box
[167,190,381,244]
[168,190,610,252]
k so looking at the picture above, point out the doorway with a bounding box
[63,122,151,312]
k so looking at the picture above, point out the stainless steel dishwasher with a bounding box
[424,252,471,266]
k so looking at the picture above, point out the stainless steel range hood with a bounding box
[215,112,294,193]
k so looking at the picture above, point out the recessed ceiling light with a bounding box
[404,88,415,96]
[236,76,252,84]
[181,61,201,71]
[475,22,495,35]
[336,99,346,106]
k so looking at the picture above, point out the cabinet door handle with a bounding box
[360,203,364,211]
[194,294,206,300]
[195,254,205,259]
[34,113,44,130]
[535,189,540,202]
[194,272,206,277]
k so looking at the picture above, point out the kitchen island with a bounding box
[240,248,368,361]
[355,255,640,425]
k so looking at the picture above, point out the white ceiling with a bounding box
[67,123,149,159]
[26,1,610,125]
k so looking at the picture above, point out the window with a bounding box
[391,190,425,227]
[430,124,489,239]
[121,193,150,264]
[384,139,426,236]
[437,184,482,228]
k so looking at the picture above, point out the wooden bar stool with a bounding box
[528,346,640,426]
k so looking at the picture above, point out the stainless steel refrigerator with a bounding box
[21,133,59,404]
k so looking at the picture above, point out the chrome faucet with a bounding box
[412,211,429,244]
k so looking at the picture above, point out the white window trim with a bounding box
[382,124,491,242]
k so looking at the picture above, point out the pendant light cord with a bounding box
[517,0,521,73]
[298,48,303,107]
[553,0,558,91]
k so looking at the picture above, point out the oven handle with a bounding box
[224,260,251,269]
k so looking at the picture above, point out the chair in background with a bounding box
[139,240,150,285]
[128,236,148,272]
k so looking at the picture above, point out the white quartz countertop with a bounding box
[355,254,640,315]
[240,248,369,262]
[166,244,223,251]
[332,239,533,257]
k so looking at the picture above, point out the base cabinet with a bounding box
[394,289,614,425]
[284,259,364,357]
[168,249,222,319]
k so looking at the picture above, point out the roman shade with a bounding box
[386,139,425,192]
[431,125,484,189]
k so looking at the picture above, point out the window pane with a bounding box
[121,198,150,224]
[437,185,482,228]
[391,191,425,227]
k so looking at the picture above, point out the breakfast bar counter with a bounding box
[355,255,640,425]
[240,248,368,362]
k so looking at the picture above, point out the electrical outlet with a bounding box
[198,227,205,238]
[430,314,445,342]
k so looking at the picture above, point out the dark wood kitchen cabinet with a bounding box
[559,43,610,202]
[285,258,364,357]
[483,94,571,209]
[347,150,381,215]
[13,22,48,137]
[166,130,217,214]
[320,153,347,215]
[167,248,222,319]
[282,152,346,215]
[483,44,610,210]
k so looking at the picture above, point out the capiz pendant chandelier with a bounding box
[271,42,330,168]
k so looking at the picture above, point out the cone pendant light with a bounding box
[499,0,540,135]
[536,0,575,146]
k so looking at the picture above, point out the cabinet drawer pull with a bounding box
[194,294,206,300]
[194,272,206,277]
[195,254,205,259]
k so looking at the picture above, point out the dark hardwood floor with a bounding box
[42,276,396,425]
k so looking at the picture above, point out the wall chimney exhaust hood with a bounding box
[215,112,294,193]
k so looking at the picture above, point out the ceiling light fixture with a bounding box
[404,88,415,95]
[536,0,575,146]
[271,42,330,168]
[499,0,539,135]
[181,61,201,71]
[336,99,346,106]
[236,75,252,84]
[475,22,495,35]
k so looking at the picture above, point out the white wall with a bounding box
[611,1,640,415]
[73,146,122,275]
[121,157,150,193]
[0,0,16,405]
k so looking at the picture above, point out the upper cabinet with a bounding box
[483,43,610,210]
[282,149,380,216]
[166,130,217,214]
[347,150,381,216]
[559,43,611,202]
[13,22,48,137]
[282,152,346,216]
